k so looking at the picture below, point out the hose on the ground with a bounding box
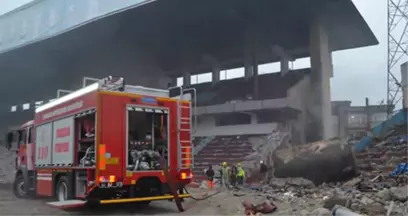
[183,186,221,201]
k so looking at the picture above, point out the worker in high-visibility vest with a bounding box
[221,162,230,189]
[236,162,246,185]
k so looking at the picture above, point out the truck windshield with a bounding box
[127,107,168,171]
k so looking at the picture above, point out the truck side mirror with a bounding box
[5,132,13,150]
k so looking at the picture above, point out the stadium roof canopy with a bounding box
[0,0,377,109]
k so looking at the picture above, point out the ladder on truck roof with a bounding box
[169,86,196,170]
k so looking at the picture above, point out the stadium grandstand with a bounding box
[186,65,398,180]
[0,0,380,182]
[185,65,344,180]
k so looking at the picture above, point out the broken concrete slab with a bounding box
[389,185,408,202]
[310,207,331,216]
[273,140,357,185]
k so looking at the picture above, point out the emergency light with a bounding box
[35,76,125,113]
[141,97,157,104]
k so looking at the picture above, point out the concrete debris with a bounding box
[269,178,286,189]
[298,209,310,216]
[309,207,332,216]
[389,185,408,202]
[233,132,407,215]
[343,177,363,187]
[377,188,392,201]
[0,150,16,185]
[273,138,357,185]
[323,197,352,209]
[241,126,291,174]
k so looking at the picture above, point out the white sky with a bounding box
[0,0,399,106]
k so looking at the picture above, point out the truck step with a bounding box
[46,200,86,209]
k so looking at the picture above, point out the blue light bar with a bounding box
[141,97,157,104]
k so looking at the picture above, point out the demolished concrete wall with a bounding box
[242,124,292,182]
[272,138,357,185]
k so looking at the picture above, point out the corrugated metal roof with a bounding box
[0,0,155,54]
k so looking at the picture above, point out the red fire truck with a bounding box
[5,76,195,209]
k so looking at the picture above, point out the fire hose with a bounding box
[160,156,220,212]
[183,186,221,201]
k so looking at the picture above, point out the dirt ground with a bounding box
[0,150,252,215]
[0,186,252,215]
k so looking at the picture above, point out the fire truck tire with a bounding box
[56,176,71,201]
[13,174,28,198]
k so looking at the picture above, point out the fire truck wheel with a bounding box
[56,176,70,201]
[13,174,27,198]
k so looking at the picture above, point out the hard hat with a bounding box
[222,162,227,166]
[237,162,242,166]
[260,160,264,164]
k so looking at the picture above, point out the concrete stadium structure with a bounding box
[0,0,377,141]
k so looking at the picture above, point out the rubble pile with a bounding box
[239,176,407,215]
[354,139,407,187]
[0,150,15,185]
[235,136,407,215]
[272,138,357,185]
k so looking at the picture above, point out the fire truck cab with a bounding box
[5,76,195,209]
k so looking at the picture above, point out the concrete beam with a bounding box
[194,98,290,116]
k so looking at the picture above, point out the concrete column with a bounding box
[182,40,194,88]
[250,113,258,124]
[244,58,253,78]
[244,44,253,78]
[337,102,351,138]
[244,19,254,79]
[170,77,178,88]
[401,62,408,109]
[309,14,333,140]
[272,46,290,76]
[252,55,259,100]
[280,56,289,76]
[212,65,221,85]
[183,71,191,87]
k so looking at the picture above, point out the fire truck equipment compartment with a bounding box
[127,106,169,171]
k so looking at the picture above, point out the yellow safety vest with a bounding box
[237,167,245,177]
